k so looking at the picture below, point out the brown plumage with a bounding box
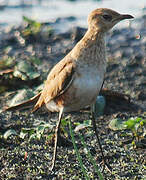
[33,58,75,112]
[33,8,134,171]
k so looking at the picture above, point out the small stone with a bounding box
[93,96,106,117]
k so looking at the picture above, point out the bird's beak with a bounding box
[118,14,134,21]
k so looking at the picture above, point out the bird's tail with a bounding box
[4,92,42,112]
[32,92,45,113]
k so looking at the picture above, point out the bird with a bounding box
[33,8,134,171]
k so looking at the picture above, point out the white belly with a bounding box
[46,66,105,112]
[63,66,104,112]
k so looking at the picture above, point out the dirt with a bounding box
[0,15,145,180]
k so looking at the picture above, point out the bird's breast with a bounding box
[46,65,105,112]
[62,66,105,112]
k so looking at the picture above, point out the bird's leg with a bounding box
[91,105,105,166]
[91,104,112,172]
[50,108,64,171]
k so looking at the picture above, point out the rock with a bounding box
[93,96,106,117]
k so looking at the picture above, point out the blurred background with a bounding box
[0,2,145,179]
[0,0,146,31]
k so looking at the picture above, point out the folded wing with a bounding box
[33,58,75,112]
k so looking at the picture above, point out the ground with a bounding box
[0,16,145,179]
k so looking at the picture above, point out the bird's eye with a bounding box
[103,15,112,21]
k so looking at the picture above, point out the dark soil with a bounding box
[0,14,145,179]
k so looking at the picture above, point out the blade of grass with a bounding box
[69,120,90,180]
[79,134,104,180]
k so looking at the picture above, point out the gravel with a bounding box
[0,13,145,179]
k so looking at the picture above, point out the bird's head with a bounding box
[88,8,134,32]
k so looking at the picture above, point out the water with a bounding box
[0,0,146,31]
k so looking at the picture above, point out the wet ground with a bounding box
[0,12,145,179]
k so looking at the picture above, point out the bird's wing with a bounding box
[33,58,75,111]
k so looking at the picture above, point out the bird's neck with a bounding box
[71,29,107,68]
[83,29,105,44]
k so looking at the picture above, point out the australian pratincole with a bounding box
[33,8,134,171]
